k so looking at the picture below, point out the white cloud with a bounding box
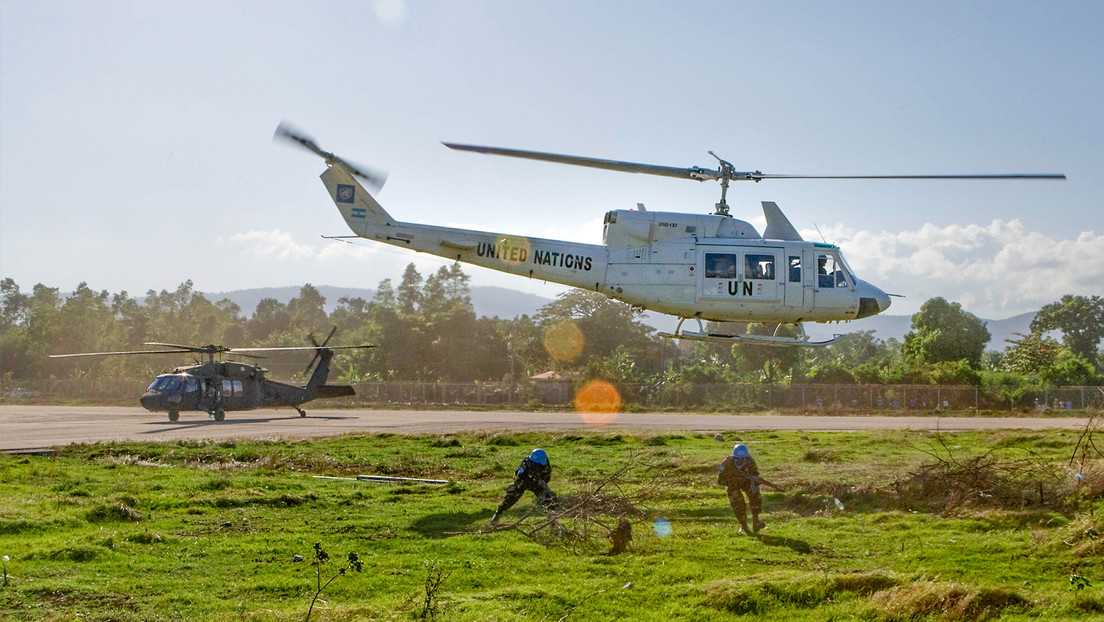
[372,0,406,28]
[812,220,1104,318]
[219,230,388,263]
[220,230,317,261]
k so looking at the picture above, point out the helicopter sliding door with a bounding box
[699,248,783,306]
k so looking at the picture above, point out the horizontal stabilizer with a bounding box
[314,385,356,399]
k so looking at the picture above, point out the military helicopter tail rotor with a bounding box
[302,326,339,376]
[275,121,388,192]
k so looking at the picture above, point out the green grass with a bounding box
[0,429,1101,620]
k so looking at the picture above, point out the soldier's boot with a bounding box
[752,513,765,532]
[735,509,750,533]
[490,509,503,525]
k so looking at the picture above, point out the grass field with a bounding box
[1,427,1102,621]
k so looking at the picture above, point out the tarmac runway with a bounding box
[0,405,1091,452]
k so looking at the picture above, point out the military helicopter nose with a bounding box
[854,279,891,319]
[140,391,165,412]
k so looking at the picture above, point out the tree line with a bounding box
[1,268,1101,398]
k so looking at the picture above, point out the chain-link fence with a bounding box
[3,378,1102,412]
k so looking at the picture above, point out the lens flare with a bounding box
[544,320,584,361]
[575,379,622,426]
[653,518,672,538]
[494,235,532,267]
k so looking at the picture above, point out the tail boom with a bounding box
[321,165,608,290]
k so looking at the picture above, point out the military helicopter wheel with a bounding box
[167,410,179,422]
[213,408,225,422]
[296,407,307,418]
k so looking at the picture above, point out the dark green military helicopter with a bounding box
[51,331,372,421]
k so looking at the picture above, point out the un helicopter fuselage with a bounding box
[321,165,889,338]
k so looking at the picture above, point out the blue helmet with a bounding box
[732,444,750,458]
[529,448,549,465]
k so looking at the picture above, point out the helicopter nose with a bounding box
[140,391,164,412]
[854,279,891,319]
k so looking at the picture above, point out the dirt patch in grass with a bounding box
[23,587,137,611]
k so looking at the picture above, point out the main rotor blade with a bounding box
[443,143,720,181]
[50,349,191,358]
[229,345,375,353]
[443,143,1065,184]
[752,173,1067,180]
[275,122,388,192]
[144,342,207,351]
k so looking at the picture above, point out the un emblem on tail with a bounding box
[336,184,355,203]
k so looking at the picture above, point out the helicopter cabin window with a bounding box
[789,256,801,282]
[705,253,737,278]
[745,254,775,280]
[221,379,244,397]
[817,254,850,288]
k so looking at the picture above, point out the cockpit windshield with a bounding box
[147,374,183,392]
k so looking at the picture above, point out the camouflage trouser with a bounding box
[498,479,556,513]
[726,483,762,523]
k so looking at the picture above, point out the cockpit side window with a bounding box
[184,376,198,393]
[817,253,850,288]
[705,253,737,278]
[745,254,775,280]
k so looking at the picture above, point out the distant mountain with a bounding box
[205,285,1038,351]
[205,286,378,315]
[470,286,553,319]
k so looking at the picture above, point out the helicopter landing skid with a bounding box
[659,319,845,347]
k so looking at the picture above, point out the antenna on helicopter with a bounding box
[813,222,827,243]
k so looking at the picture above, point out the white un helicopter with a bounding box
[276,124,1064,347]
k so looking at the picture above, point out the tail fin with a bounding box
[304,348,336,399]
[320,164,395,234]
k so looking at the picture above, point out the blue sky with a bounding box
[2,0,1101,320]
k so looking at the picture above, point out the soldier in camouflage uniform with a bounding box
[491,448,557,524]
[718,444,766,533]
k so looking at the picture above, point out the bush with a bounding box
[807,364,855,384]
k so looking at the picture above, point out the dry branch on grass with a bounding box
[894,416,1104,514]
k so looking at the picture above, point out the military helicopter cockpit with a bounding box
[140,373,201,414]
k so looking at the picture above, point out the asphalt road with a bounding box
[0,405,1092,452]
